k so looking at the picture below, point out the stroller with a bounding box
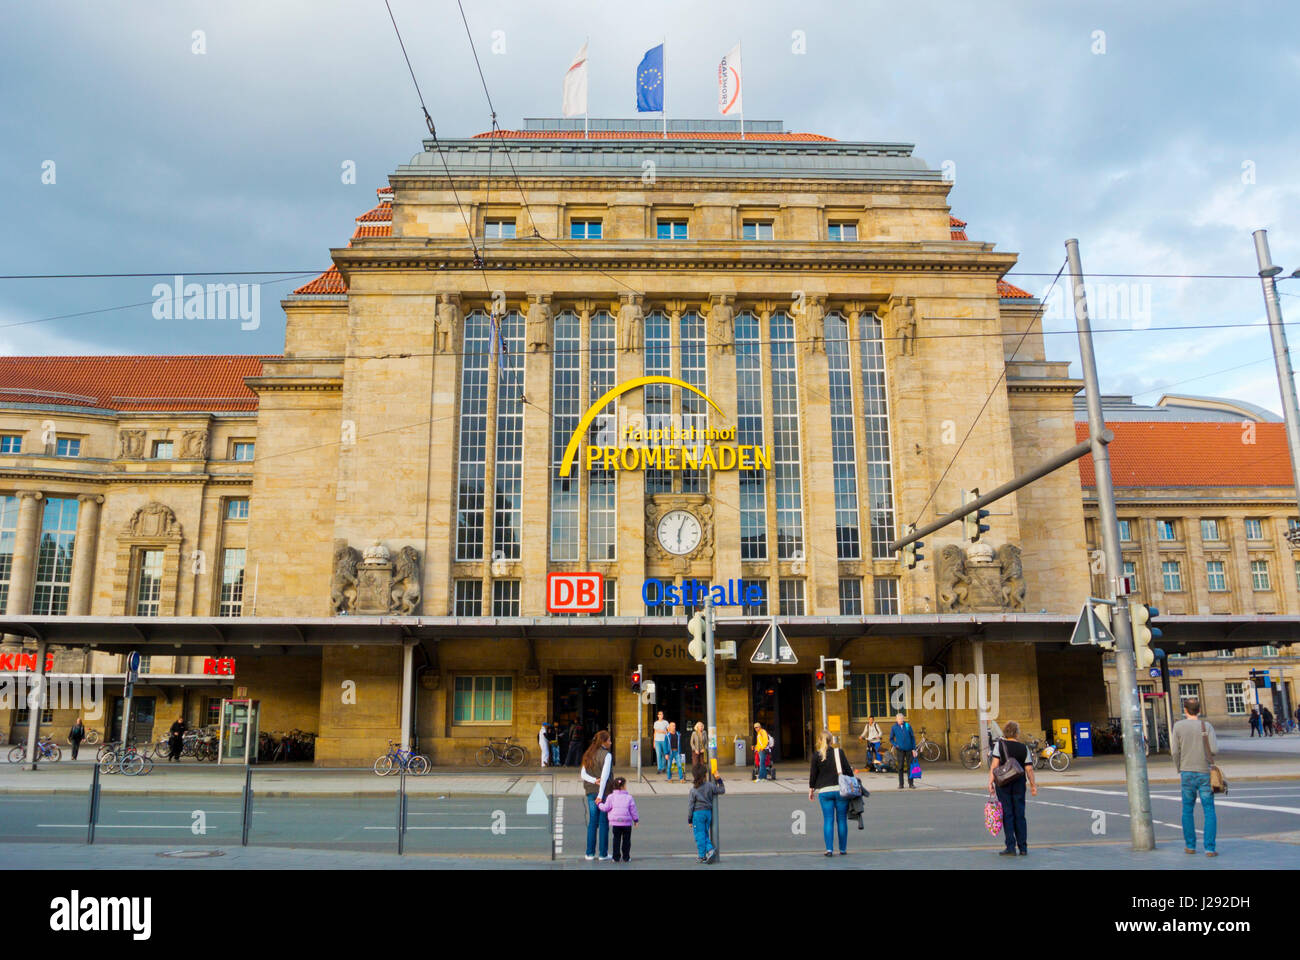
[752,732,777,781]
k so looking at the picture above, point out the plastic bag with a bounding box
[984,793,1003,836]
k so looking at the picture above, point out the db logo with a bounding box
[547,573,604,614]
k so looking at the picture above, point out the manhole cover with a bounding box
[156,849,226,859]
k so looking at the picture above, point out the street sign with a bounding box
[750,620,797,665]
[1149,667,1184,678]
[1069,603,1115,646]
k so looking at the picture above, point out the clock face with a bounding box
[657,510,703,556]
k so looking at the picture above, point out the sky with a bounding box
[2,0,1298,414]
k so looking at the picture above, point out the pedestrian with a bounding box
[1249,708,1261,737]
[1262,706,1275,737]
[753,722,772,781]
[597,776,640,862]
[858,715,882,769]
[889,712,918,789]
[580,729,614,861]
[653,710,670,775]
[68,716,86,761]
[538,722,551,768]
[988,720,1036,857]
[687,763,725,863]
[808,730,855,857]
[167,716,187,762]
[690,721,707,767]
[564,719,584,767]
[1171,696,1218,858]
[665,722,686,781]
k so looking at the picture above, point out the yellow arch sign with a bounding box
[558,376,724,477]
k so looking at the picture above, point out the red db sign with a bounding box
[548,573,604,614]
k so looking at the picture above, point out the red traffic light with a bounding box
[631,671,642,693]
[815,669,826,691]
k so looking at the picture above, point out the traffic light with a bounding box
[1129,602,1161,671]
[631,670,642,694]
[825,658,843,692]
[815,668,826,692]
[687,611,706,662]
[841,659,851,689]
[901,524,924,570]
[962,489,991,543]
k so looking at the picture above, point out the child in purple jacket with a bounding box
[597,777,640,863]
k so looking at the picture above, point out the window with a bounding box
[453,676,513,724]
[643,311,672,494]
[600,579,617,616]
[849,672,890,720]
[0,495,18,611]
[456,312,491,560]
[684,580,711,616]
[549,311,581,561]
[453,580,483,616]
[493,313,525,561]
[219,548,245,617]
[205,697,222,727]
[735,312,767,560]
[770,313,805,560]
[570,219,602,239]
[32,497,78,615]
[1207,561,1227,592]
[827,222,858,241]
[55,437,80,457]
[1261,645,1279,657]
[492,580,520,617]
[1218,648,1234,658]
[1161,560,1183,592]
[1200,519,1220,542]
[0,435,21,453]
[656,220,688,240]
[231,442,255,461]
[741,221,773,240]
[1122,560,1138,591]
[680,312,709,493]
[1117,519,1132,542]
[15,706,54,725]
[1295,558,1300,591]
[152,440,175,460]
[826,313,860,559]
[1177,682,1200,705]
[226,498,249,520]
[643,578,675,617]
[838,578,863,616]
[873,578,900,615]
[1156,520,1176,541]
[739,578,767,616]
[1251,559,1271,591]
[778,579,805,616]
[860,313,898,559]
[1224,681,1247,716]
[1245,517,1265,540]
[484,219,516,239]
[134,549,164,616]
[138,654,153,674]
[1137,682,1154,697]
[587,311,617,561]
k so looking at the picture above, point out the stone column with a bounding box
[521,293,553,614]
[68,494,103,615]
[708,296,741,593]
[6,491,42,615]
[616,294,646,611]
[797,297,839,614]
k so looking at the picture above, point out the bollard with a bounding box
[87,763,101,845]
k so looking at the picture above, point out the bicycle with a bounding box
[475,737,526,767]
[373,739,430,776]
[916,728,942,763]
[1028,738,1071,772]
[84,728,102,746]
[7,736,62,763]
[959,733,983,769]
[97,743,153,776]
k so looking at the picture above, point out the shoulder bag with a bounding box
[1201,719,1228,794]
[992,738,1025,787]
[834,748,863,798]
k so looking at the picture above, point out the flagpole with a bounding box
[584,35,589,139]
[662,36,668,140]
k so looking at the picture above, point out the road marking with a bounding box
[362,825,546,831]
[553,797,564,856]
[1046,785,1300,815]
[39,824,193,829]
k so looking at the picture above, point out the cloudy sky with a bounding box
[3,0,1298,414]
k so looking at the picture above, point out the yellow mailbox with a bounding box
[1051,718,1073,755]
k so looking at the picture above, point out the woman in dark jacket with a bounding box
[808,730,855,857]
[168,717,187,762]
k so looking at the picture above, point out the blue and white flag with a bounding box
[636,44,665,112]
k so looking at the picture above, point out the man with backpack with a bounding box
[889,712,918,789]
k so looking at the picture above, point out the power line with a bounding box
[0,271,323,280]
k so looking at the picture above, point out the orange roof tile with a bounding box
[0,356,269,412]
[377,186,393,196]
[472,129,836,142]
[998,280,1032,298]
[356,202,392,224]
[351,224,392,239]
[1075,421,1295,487]
[292,265,346,295]
[949,216,967,228]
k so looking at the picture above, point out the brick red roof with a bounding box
[351,224,392,239]
[1075,421,1295,487]
[356,202,392,223]
[998,280,1032,298]
[0,356,269,412]
[293,265,347,295]
[472,129,836,142]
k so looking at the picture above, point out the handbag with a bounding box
[834,748,863,798]
[1201,719,1228,794]
[910,761,922,780]
[992,739,1025,787]
[984,791,1004,836]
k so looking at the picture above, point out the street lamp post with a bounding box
[1252,229,1300,544]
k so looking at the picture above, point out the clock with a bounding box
[657,509,703,556]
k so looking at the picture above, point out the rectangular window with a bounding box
[205,697,222,727]
[860,313,898,560]
[32,497,77,615]
[656,220,688,240]
[219,548,245,617]
[226,498,249,520]
[1295,558,1300,591]
[1157,520,1176,541]
[825,313,861,559]
[873,578,900,615]
[643,310,672,494]
[1161,560,1183,592]
[15,706,54,725]
[138,654,153,675]
[849,672,890,720]
[0,495,18,611]
[770,313,805,560]
[455,311,491,560]
[735,312,768,560]
[570,219,602,239]
[549,310,581,561]
[0,435,21,453]
[838,578,863,616]
[493,312,525,561]
[1207,561,1227,592]
[484,219,516,239]
[453,675,513,724]
[684,580,711,616]
[135,549,164,616]
[1245,517,1264,540]
[55,437,80,457]
[1218,648,1234,658]
[587,311,617,561]
[231,442,255,461]
[1200,519,1220,541]
[778,579,805,616]
[827,222,858,241]
[1177,682,1200,705]
[492,580,521,617]
[600,579,617,616]
[1262,645,1279,657]
[739,578,768,616]
[742,221,774,240]
[1138,682,1154,697]
[152,440,175,460]
[1117,519,1132,542]
[680,311,708,493]
[1122,560,1138,592]
[453,580,483,616]
[1224,681,1246,715]
[1251,559,1271,591]
[643,578,675,617]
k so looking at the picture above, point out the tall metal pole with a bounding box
[636,662,644,783]
[1066,238,1155,850]
[703,591,719,857]
[1252,229,1300,522]
[818,655,827,736]
[972,639,988,768]
[23,639,48,770]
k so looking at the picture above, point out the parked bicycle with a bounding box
[83,728,102,746]
[916,728,943,763]
[7,736,61,763]
[1028,737,1071,772]
[959,733,983,769]
[373,739,430,776]
[475,737,526,767]
[97,743,153,776]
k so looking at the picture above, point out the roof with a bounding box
[293,264,347,295]
[0,356,268,412]
[998,279,1032,298]
[473,129,836,142]
[1073,394,1281,424]
[1075,421,1295,487]
[949,215,968,241]
[294,187,392,294]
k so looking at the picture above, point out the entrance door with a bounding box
[652,675,707,736]
[109,696,157,745]
[751,674,810,761]
[552,676,612,762]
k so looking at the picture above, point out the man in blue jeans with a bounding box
[1170,697,1218,857]
[653,711,669,774]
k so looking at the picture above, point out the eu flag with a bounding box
[636,44,665,112]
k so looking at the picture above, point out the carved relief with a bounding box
[118,430,146,459]
[801,297,826,355]
[887,296,918,357]
[123,502,182,539]
[330,540,423,616]
[618,294,644,352]
[708,296,735,353]
[934,543,1027,612]
[330,543,361,615]
[997,543,1027,611]
[180,429,208,459]
[434,294,459,354]
[389,545,423,615]
[526,294,552,352]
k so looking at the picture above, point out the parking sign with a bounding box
[547,572,604,614]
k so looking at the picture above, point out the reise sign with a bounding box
[547,573,604,614]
